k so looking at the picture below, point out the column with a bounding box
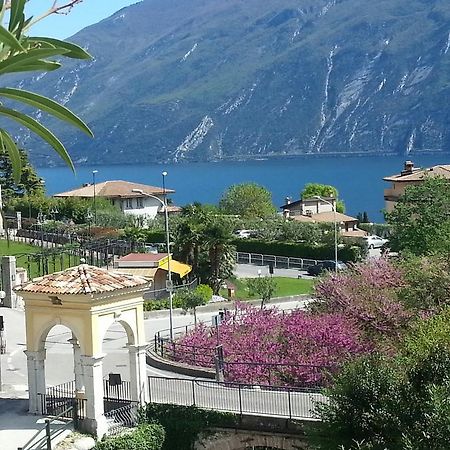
[128,344,149,405]
[1,256,17,308]
[25,349,46,414]
[80,354,108,438]
[68,337,84,394]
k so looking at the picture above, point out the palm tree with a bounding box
[0,1,93,181]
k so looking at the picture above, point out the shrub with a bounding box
[233,239,362,262]
[143,404,236,450]
[94,423,165,450]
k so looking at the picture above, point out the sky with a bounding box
[25,1,141,39]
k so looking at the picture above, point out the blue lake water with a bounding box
[38,154,449,223]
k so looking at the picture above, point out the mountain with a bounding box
[11,0,450,166]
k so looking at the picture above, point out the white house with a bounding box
[54,180,180,221]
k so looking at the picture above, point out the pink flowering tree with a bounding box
[175,303,367,386]
[313,257,411,344]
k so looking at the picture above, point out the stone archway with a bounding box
[195,429,309,450]
[17,264,151,438]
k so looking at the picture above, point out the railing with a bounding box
[104,402,139,436]
[103,379,133,413]
[20,401,83,450]
[236,252,321,270]
[148,376,326,420]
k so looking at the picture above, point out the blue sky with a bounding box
[25,1,141,39]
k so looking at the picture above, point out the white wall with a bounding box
[120,196,164,220]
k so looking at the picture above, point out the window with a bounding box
[125,198,133,209]
[136,197,144,208]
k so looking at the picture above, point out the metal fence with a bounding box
[104,402,139,436]
[148,376,326,420]
[236,252,322,270]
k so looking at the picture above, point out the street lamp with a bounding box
[131,186,174,340]
[314,196,338,272]
[92,170,98,225]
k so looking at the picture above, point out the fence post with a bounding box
[238,384,242,417]
[45,419,51,450]
[192,380,196,406]
[288,389,292,420]
[73,398,79,430]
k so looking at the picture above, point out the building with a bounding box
[280,197,364,236]
[280,196,336,217]
[54,180,179,221]
[115,253,191,299]
[383,161,450,212]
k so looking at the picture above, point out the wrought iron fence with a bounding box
[103,379,133,412]
[148,376,326,420]
[236,252,321,270]
[104,402,139,436]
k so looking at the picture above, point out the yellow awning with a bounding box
[159,260,192,278]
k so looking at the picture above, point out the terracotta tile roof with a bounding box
[53,180,175,199]
[383,165,450,182]
[312,211,358,223]
[118,253,168,262]
[158,205,182,213]
[16,265,151,295]
[291,215,315,223]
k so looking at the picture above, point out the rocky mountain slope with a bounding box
[12,0,450,165]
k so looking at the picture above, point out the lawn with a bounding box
[0,239,82,279]
[221,277,314,300]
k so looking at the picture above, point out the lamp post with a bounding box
[92,170,98,225]
[0,290,5,391]
[132,185,174,340]
[314,196,338,272]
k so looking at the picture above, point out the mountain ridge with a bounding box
[10,0,450,166]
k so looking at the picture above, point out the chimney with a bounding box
[402,160,414,175]
[285,196,291,205]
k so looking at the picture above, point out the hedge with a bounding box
[233,239,362,262]
[143,404,237,450]
[94,423,165,450]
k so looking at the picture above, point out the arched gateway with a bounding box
[16,264,151,438]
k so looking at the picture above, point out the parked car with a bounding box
[306,260,347,276]
[363,235,388,249]
[234,229,257,239]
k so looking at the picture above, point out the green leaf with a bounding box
[9,0,25,32]
[28,37,91,60]
[0,26,24,51]
[0,129,21,182]
[0,88,93,137]
[0,48,68,75]
[0,106,74,172]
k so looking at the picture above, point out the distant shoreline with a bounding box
[34,149,449,168]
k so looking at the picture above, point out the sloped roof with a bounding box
[118,253,169,263]
[54,180,175,199]
[291,211,357,223]
[383,165,450,182]
[16,264,151,295]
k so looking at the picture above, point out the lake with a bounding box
[38,154,449,223]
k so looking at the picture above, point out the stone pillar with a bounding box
[80,354,108,438]
[128,344,149,405]
[2,256,17,308]
[69,337,84,394]
[25,349,46,414]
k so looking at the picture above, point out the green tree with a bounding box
[176,284,213,325]
[300,183,345,213]
[386,177,450,255]
[219,182,276,219]
[0,146,44,204]
[247,276,277,308]
[0,1,92,180]
[201,218,236,294]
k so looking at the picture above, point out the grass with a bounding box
[221,277,314,301]
[0,239,82,279]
